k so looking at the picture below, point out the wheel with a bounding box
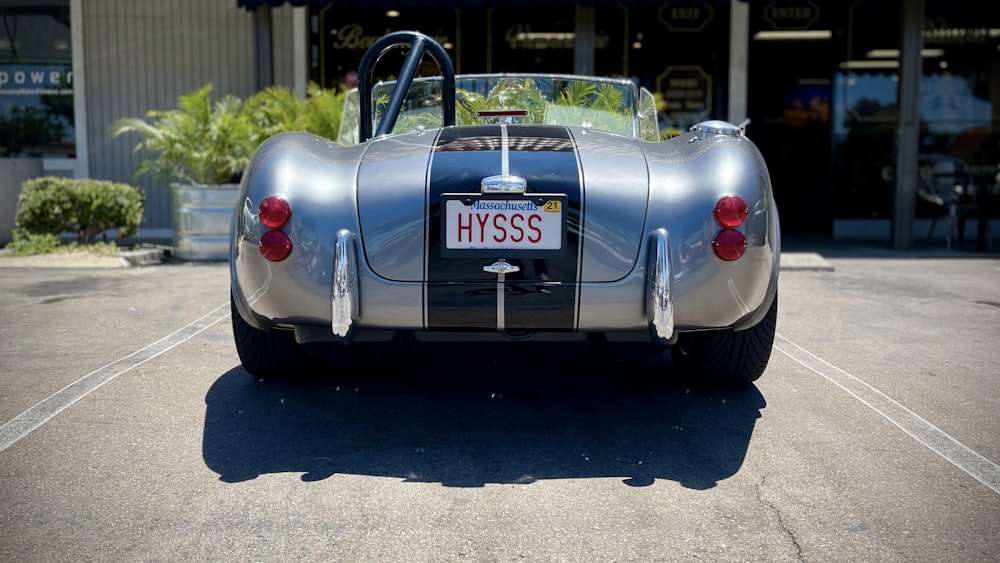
[231,293,327,380]
[670,291,778,386]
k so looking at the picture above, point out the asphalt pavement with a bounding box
[1,237,998,561]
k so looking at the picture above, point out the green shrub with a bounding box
[3,229,119,257]
[15,176,145,244]
[4,230,66,255]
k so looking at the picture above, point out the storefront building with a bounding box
[1,0,997,247]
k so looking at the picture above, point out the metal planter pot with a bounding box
[171,183,240,261]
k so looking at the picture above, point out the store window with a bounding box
[832,0,1000,221]
[749,0,835,234]
[487,7,575,74]
[601,2,730,137]
[830,0,899,221]
[311,6,458,90]
[0,0,74,158]
[918,0,999,174]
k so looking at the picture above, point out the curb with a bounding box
[779,252,835,272]
[0,246,170,269]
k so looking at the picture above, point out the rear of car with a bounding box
[230,31,779,385]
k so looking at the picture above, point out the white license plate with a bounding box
[442,195,566,257]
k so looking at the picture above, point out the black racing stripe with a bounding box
[503,125,581,331]
[427,125,503,283]
[426,284,499,330]
[427,126,502,329]
[425,125,582,331]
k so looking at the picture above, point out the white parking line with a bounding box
[5,313,997,498]
[0,303,230,453]
[775,333,1000,495]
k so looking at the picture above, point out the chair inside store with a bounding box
[916,154,990,249]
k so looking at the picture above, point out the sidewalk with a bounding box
[0,245,170,269]
[782,234,999,259]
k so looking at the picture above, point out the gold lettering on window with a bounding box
[330,23,451,51]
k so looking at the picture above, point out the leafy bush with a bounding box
[15,176,145,244]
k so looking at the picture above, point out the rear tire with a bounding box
[670,292,778,386]
[231,294,327,380]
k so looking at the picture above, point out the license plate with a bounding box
[441,194,567,258]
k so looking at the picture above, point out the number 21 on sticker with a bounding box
[543,200,561,213]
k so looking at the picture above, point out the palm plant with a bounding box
[111,84,258,185]
[112,82,350,186]
[455,78,550,125]
[299,82,348,141]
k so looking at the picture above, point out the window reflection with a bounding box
[831,0,999,220]
[0,0,74,157]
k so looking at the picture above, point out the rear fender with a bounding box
[230,132,367,329]
[644,130,779,329]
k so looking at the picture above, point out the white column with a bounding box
[893,0,925,249]
[292,7,307,98]
[70,0,88,179]
[728,0,749,123]
[574,5,595,75]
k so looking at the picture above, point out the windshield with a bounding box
[361,74,657,141]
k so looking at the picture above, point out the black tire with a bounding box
[670,292,778,386]
[231,294,327,380]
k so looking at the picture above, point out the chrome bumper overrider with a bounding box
[646,228,674,345]
[331,229,359,342]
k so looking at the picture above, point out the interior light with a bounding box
[866,49,899,58]
[839,60,900,70]
[386,10,400,17]
[866,48,945,58]
[753,30,832,41]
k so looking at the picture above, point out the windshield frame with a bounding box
[352,73,657,142]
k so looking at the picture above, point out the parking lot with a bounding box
[1,244,998,561]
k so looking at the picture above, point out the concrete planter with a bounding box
[0,158,44,246]
[171,183,240,261]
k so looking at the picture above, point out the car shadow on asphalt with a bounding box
[201,357,766,490]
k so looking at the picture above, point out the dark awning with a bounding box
[238,0,745,9]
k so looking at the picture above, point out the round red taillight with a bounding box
[259,196,291,229]
[712,229,747,261]
[260,229,293,262]
[714,195,748,228]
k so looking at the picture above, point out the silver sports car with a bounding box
[230,30,780,385]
